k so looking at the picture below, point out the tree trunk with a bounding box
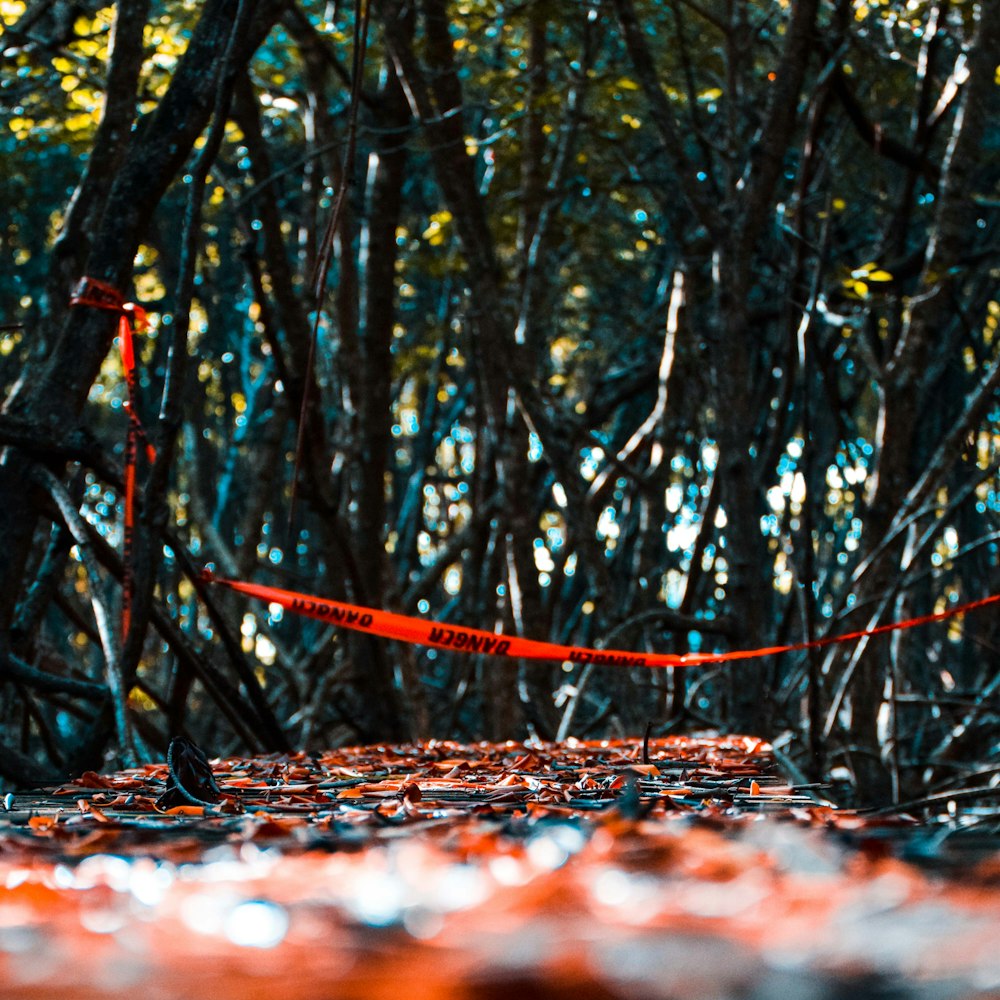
[0,0,290,728]
[847,1,1000,802]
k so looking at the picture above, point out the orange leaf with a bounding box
[432,760,469,772]
[497,774,527,787]
[76,799,110,820]
[163,805,205,816]
[630,764,661,776]
[75,770,115,789]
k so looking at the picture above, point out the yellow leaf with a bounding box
[128,686,158,711]
[65,112,96,132]
[73,38,101,57]
[69,87,99,110]
[2,2,27,22]
[867,269,893,282]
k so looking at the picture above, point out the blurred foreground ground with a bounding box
[1,736,999,999]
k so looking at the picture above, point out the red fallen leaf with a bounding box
[629,764,661,777]
[96,794,135,808]
[401,782,422,803]
[75,799,110,822]
[162,805,205,817]
[750,781,761,796]
[28,815,57,833]
[509,753,541,771]
[337,788,362,799]
[374,800,406,820]
[359,781,404,793]
[497,774,528,787]
[250,817,306,839]
[525,801,578,818]
[402,797,425,819]
[324,766,364,777]
[75,770,116,789]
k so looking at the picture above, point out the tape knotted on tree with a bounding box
[71,277,155,641]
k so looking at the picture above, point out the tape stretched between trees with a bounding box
[71,277,157,641]
[71,279,1000,666]
[202,572,1000,669]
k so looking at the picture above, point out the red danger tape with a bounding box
[70,277,149,374]
[71,277,157,640]
[202,572,1000,669]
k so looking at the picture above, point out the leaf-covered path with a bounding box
[2,736,999,999]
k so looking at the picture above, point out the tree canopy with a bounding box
[0,0,997,804]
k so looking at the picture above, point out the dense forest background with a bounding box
[0,0,997,804]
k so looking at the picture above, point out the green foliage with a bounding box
[0,0,997,797]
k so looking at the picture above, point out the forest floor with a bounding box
[1,735,999,1000]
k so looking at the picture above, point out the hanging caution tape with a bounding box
[71,277,157,641]
[201,571,1000,669]
[69,280,999,666]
